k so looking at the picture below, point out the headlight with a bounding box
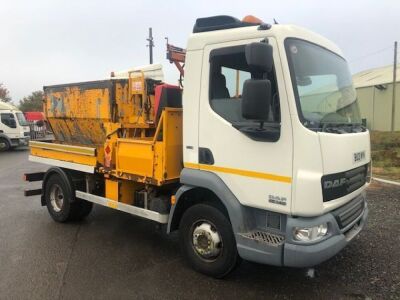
[293,223,328,242]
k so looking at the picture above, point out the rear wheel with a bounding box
[179,203,240,278]
[0,138,10,152]
[74,200,93,219]
[44,173,92,222]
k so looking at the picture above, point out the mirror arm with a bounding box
[232,121,281,142]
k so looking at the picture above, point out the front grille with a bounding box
[24,132,30,137]
[240,231,285,246]
[332,196,365,229]
[346,166,367,194]
[321,164,368,202]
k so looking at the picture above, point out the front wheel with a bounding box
[179,203,240,278]
[0,138,10,152]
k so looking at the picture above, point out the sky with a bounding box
[1,0,399,102]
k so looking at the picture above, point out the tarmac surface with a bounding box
[0,148,399,299]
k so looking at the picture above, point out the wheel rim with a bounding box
[49,184,64,212]
[0,139,9,151]
[191,220,222,261]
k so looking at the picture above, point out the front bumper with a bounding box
[284,198,368,267]
[237,193,368,268]
[11,137,29,147]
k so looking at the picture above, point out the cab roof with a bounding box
[188,17,342,57]
[0,101,18,111]
[192,15,267,33]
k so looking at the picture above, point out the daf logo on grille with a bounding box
[324,178,347,189]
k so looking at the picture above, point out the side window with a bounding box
[209,45,280,124]
[1,113,16,128]
[221,67,251,98]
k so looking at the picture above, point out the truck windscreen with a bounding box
[16,112,28,126]
[285,38,363,132]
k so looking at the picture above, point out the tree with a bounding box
[0,83,12,103]
[19,91,44,112]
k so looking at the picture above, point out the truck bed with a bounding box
[29,108,183,186]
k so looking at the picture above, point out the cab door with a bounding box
[0,112,19,138]
[197,37,293,213]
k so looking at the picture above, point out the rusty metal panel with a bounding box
[44,80,128,146]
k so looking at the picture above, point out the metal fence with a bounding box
[27,121,49,141]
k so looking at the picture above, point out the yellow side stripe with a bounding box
[184,162,292,183]
[29,141,95,156]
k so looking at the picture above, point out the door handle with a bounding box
[199,148,215,165]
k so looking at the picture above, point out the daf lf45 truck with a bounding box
[25,15,370,278]
[0,101,30,151]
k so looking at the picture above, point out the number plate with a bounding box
[353,151,366,163]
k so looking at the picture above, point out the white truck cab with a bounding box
[175,16,370,270]
[24,16,370,278]
[0,101,30,151]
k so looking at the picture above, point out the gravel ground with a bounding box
[0,149,399,299]
[304,182,400,299]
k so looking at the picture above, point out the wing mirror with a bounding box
[234,41,280,141]
[242,79,272,121]
[242,42,273,121]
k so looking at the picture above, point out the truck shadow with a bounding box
[57,204,375,299]
[27,182,394,299]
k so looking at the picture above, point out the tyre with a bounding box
[44,173,93,222]
[0,138,10,152]
[179,203,240,278]
[74,200,93,219]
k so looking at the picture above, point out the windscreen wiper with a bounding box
[320,123,366,133]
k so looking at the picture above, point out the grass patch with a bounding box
[370,131,400,181]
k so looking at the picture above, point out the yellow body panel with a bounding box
[29,141,95,156]
[117,139,156,178]
[163,109,183,180]
[30,109,182,187]
[105,179,140,205]
[120,181,138,204]
[115,109,183,185]
[106,179,119,202]
[30,144,97,166]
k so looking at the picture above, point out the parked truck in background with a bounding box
[0,101,30,151]
[24,111,49,140]
[25,15,370,277]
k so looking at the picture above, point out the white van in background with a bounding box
[0,101,30,151]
